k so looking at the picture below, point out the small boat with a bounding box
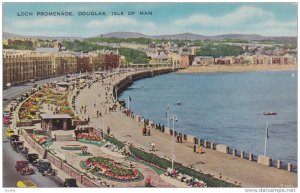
[263,112,277,116]
[177,102,181,105]
[292,73,295,78]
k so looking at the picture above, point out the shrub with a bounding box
[104,134,125,148]
[129,146,239,187]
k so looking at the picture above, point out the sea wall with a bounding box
[112,68,297,173]
[113,68,177,96]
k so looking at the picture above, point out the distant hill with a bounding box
[3,32,83,41]
[97,32,296,42]
[97,32,148,39]
[3,31,296,43]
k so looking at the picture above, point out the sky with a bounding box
[2,2,298,37]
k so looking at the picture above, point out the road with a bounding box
[2,137,63,187]
[2,75,66,188]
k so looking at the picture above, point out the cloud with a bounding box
[172,6,297,36]
[174,6,273,27]
[12,17,71,29]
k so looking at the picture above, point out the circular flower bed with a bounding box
[81,157,143,182]
[61,145,86,150]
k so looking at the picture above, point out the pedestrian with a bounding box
[99,112,102,117]
[151,141,155,151]
[97,110,99,117]
[94,103,96,107]
[198,144,203,154]
[107,126,111,135]
[87,116,90,123]
[176,135,180,143]
[100,129,103,139]
[193,144,196,153]
[147,128,151,136]
[179,134,183,143]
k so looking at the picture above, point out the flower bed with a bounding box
[31,130,52,146]
[77,132,102,141]
[61,145,87,150]
[81,156,143,182]
[18,87,76,121]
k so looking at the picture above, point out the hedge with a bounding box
[129,146,239,187]
[104,134,125,148]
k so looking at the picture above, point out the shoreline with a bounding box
[177,64,297,74]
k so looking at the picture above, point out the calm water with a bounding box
[120,71,298,166]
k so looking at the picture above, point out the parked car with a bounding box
[37,160,56,176]
[9,135,20,144]
[27,153,39,166]
[11,141,24,153]
[63,178,78,187]
[15,161,34,175]
[16,180,37,188]
[3,117,10,125]
[5,128,15,138]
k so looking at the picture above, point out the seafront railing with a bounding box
[112,67,297,174]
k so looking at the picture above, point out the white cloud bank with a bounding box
[173,6,297,36]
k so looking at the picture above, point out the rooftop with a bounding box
[40,113,72,119]
[35,47,59,53]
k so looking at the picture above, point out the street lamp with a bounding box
[170,114,178,171]
[166,104,170,128]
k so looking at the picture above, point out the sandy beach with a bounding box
[177,64,297,74]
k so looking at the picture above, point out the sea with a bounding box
[119,70,298,168]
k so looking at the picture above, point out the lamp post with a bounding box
[167,104,170,128]
[170,114,177,171]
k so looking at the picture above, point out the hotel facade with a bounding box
[3,49,120,87]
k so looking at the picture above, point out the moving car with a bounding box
[16,180,37,188]
[5,128,15,138]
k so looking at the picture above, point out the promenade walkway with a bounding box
[75,71,297,187]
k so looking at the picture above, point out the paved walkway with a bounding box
[75,71,297,187]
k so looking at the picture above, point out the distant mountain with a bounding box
[3,32,83,41]
[97,32,148,39]
[3,31,296,43]
[97,32,296,42]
